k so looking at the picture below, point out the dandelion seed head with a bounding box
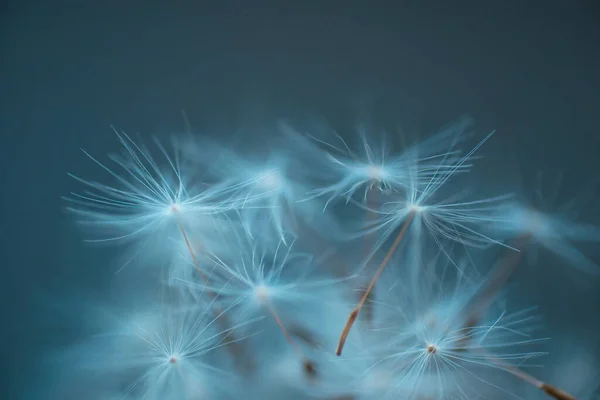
[409,203,427,213]
[167,202,183,215]
[254,284,272,303]
[365,164,387,181]
[426,343,438,354]
[257,169,284,190]
[521,208,557,239]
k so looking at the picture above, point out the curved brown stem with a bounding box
[540,383,578,400]
[360,189,381,326]
[177,218,208,282]
[336,210,416,356]
[483,351,578,400]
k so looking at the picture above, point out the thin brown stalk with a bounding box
[336,209,416,356]
[540,384,578,400]
[175,213,255,372]
[483,350,578,400]
[263,298,317,381]
[360,188,381,326]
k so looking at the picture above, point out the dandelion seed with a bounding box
[363,253,549,399]
[179,234,352,375]
[65,129,241,275]
[57,292,261,399]
[304,117,474,208]
[488,171,600,275]
[337,130,506,355]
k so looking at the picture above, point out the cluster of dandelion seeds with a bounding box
[55,116,600,400]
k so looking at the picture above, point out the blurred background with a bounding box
[2,0,600,398]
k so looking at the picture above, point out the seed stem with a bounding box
[175,214,254,371]
[263,298,316,380]
[336,210,416,356]
[484,351,577,400]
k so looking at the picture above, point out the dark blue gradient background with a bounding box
[2,1,600,398]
